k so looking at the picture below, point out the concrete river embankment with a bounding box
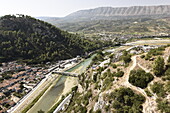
[27,54,96,113]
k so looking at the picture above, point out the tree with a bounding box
[37,109,45,113]
[151,82,166,97]
[111,88,145,112]
[153,56,165,76]
[129,69,154,88]
[122,51,131,64]
[157,98,170,113]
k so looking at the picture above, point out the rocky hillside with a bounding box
[39,5,170,23]
[67,5,170,20]
[56,42,170,113]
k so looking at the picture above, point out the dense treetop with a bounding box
[129,69,154,88]
[111,87,145,113]
[0,15,109,64]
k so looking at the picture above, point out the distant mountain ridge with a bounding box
[37,5,170,34]
[69,5,170,16]
[38,5,170,22]
[65,5,170,20]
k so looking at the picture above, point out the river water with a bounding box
[27,54,95,113]
[27,39,170,113]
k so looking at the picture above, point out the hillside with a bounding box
[53,18,170,35]
[54,40,170,113]
[0,15,107,64]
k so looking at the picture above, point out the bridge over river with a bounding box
[52,71,78,77]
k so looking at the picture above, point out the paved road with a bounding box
[8,73,57,113]
[53,94,72,113]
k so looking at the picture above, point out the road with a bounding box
[8,58,84,113]
[53,94,72,113]
[8,73,58,113]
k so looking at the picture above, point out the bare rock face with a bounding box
[67,5,170,19]
[93,93,105,111]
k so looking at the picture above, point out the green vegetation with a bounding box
[165,81,170,93]
[145,47,165,60]
[129,69,154,88]
[148,47,165,56]
[0,15,110,64]
[46,16,170,37]
[156,98,170,113]
[111,87,145,113]
[111,64,117,68]
[144,88,153,97]
[100,69,115,91]
[37,110,45,113]
[163,68,170,80]
[151,82,166,97]
[121,51,131,64]
[92,51,104,63]
[112,69,124,77]
[153,56,165,76]
[64,92,89,113]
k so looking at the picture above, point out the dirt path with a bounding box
[117,55,158,113]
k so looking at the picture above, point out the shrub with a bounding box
[112,64,117,68]
[151,82,166,97]
[156,98,170,113]
[153,56,165,76]
[140,55,145,58]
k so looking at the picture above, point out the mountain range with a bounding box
[37,5,170,34]
[39,5,170,22]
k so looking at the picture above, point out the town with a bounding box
[0,57,81,112]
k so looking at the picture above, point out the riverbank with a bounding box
[9,58,84,113]
[26,74,61,113]
[48,65,83,112]
[26,60,85,113]
[25,58,88,113]
[60,65,83,96]
[47,55,96,112]
[9,73,58,113]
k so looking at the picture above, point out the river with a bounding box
[25,39,170,113]
[27,54,96,113]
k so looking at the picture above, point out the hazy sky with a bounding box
[0,0,170,17]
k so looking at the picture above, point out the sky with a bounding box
[0,0,170,17]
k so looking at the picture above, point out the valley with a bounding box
[57,39,170,113]
[1,3,170,113]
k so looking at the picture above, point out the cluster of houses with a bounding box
[0,56,81,112]
[126,45,161,54]
[0,62,48,112]
[0,62,25,74]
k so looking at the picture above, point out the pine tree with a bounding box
[153,56,165,76]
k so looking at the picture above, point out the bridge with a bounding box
[52,71,78,77]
